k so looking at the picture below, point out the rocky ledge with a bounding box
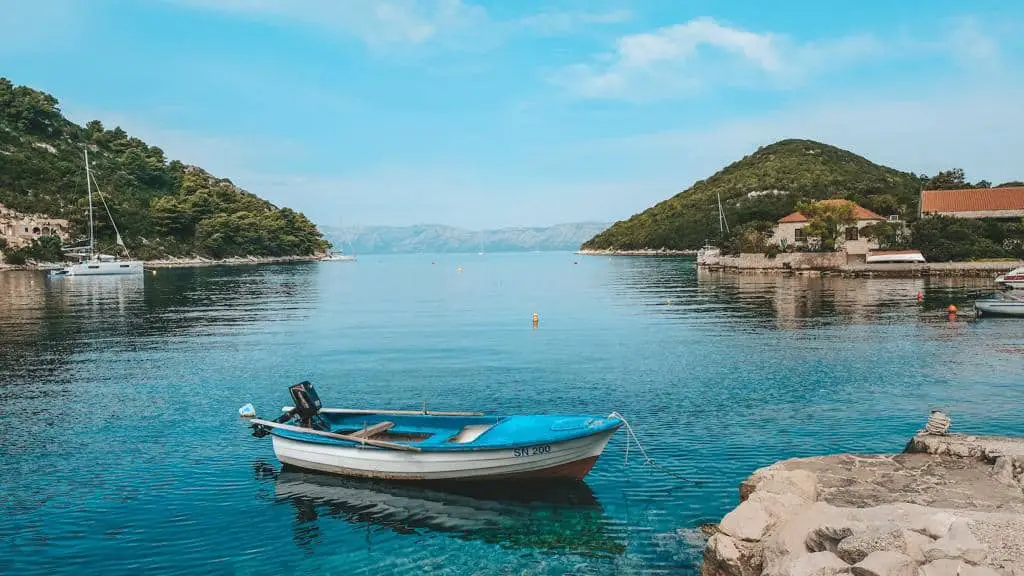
[702,426,1024,575]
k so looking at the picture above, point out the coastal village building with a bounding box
[919,186,1024,219]
[770,199,885,255]
[0,203,71,249]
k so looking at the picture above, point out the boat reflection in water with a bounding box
[256,462,625,556]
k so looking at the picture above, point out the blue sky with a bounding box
[3,1,1023,228]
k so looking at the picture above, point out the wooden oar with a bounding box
[251,418,421,452]
[280,407,485,417]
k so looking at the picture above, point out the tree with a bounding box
[924,169,969,190]
[860,221,905,250]
[997,181,1024,188]
[795,200,855,251]
[722,220,775,255]
[975,180,991,189]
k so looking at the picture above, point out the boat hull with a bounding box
[271,428,617,481]
[975,300,1024,316]
[60,260,145,276]
[865,251,926,264]
[995,267,1024,289]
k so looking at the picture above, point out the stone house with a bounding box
[0,203,71,249]
[770,199,886,255]
[919,186,1024,219]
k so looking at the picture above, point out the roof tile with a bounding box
[920,187,1024,214]
[778,199,884,223]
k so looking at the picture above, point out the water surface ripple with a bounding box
[1,254,1021,575]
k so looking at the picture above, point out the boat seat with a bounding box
[348,421,395,439]
[447,424,494,444]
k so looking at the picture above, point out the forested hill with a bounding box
[583,139,926,251]
[0,78,327,259]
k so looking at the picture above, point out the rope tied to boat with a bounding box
[609,411,702,486]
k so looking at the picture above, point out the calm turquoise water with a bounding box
[2,254,1022,575]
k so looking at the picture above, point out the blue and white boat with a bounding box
[249,382,624,481]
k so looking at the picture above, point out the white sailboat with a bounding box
[51,148,144,277]
[696,193,728,266]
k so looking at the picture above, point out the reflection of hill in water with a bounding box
[0,265,319,377]
[260,464,624,557]
[599,257,1001,329]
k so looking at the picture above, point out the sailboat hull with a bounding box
[65,261,144,276]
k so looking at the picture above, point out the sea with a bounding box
[1,253,1022,575]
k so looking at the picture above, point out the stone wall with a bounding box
[0,203,70,249]
[701,252,848,271]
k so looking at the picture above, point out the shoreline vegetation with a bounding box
[0,254,325,272]
[580,140,1024,267]
[576,248,697,256]
[1,78,329,262]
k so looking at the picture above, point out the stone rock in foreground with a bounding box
[701,432,1024,576]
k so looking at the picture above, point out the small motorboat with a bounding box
[865,250,926,264]
[975,293,1024,317]
[249,382,623,481]
[320,250,356,262]
[995,267,1024,289]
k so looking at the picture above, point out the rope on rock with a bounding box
[609,411,702,486]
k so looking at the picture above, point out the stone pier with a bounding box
[701,427,1024,575]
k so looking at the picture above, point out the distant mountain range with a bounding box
[321,223,610,254]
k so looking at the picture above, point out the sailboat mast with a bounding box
[85,147,94,257]
[716,192,729,235]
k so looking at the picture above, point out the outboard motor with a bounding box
[288,381,325,429]
[251,381,328,438]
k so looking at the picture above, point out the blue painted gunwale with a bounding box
[270,413,623,452]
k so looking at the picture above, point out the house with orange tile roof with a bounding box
[919,187,1024,219]
[770,199,886,255]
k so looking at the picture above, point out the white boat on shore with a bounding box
[51,148,143,277]
[995,267,1024,289]
[865,250,926,264]
[249,382,623,481]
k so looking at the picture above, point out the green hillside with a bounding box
[0,78,327,260]
[582,139,925,251]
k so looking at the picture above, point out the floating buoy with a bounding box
[238,403,256,418]
[457,266,463,273]
[916,291,923,302]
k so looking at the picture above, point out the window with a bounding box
[845,227,860,241]
[794,228,807,242]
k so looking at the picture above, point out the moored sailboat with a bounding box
[51,148,144,277]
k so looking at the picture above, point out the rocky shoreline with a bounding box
[701,420,1024,575]
[0,254,324,272]
[577,248,698,256]
[143,254,323,269]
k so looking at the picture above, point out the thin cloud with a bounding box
[165,0,629,48]
[516,9,632,35]
[165,0,487,46]
[555,16,884,100]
